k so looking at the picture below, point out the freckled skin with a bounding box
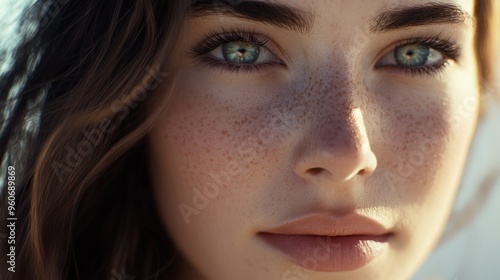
[147,0,479,279]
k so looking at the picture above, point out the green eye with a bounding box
[395,44,430,66]
[222,41,260,64]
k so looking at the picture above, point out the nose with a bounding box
[294,108,377,184]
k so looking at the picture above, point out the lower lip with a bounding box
[259,233,390,272]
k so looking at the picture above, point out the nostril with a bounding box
[358,168,367,175]
[307,167,324,175]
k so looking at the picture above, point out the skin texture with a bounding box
[147,0,479,279]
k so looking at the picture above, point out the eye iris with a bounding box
[222,41,260,63]
[395,44,430,66]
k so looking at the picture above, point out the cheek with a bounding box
[376,90,450,196]
[372,78,479,236]
[147,84,294,226]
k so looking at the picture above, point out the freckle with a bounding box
[205,147,211,153]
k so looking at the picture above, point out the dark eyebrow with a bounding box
[189,0,314,34]
[370,3,474,32]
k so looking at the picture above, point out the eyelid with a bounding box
[371,34,462,78]
[189,27,287,63]
[374,34,461,66]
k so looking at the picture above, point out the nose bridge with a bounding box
[293,68,377,185]
[312,68,366,147]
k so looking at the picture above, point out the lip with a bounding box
[258,212,392,272]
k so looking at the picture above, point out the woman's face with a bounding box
[148,0,479,279]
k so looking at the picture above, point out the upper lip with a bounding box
[262,212,391,237]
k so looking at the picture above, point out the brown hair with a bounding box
[476,0,500,92]
[1,1,191,279]
[0,1,498,279]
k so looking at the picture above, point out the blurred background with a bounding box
[1,1,499,279]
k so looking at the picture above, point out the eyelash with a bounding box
[380,35,462,77]
[190,27,282,74]
[190,29,462,76]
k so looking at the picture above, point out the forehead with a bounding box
[281,0,474,14]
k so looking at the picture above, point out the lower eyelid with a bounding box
[195,56,282,74]
[376,61,450,78]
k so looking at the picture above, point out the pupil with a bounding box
[395,44,430,66]
[223,42,260,63]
